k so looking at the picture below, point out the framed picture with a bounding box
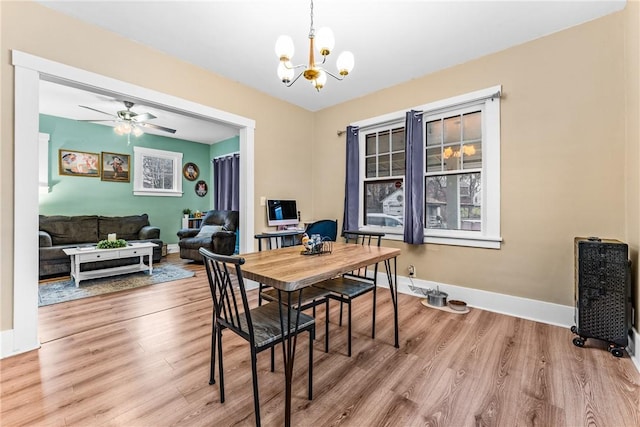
[101,152,130,182]
[58,150,100,177]
[195,180,208,197]
[183,162,199,181]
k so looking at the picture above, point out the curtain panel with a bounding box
[343,126,360,233]
[404,111,425,244]
[213,153,240,211]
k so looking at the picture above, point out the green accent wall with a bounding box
[39,114,222,245]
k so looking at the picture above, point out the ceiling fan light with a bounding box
[133,126,144,137]
[315,27,335,56]
[114,126,124,136]
[277,61,295,83]
[336,51,355,76]
[275,35,295,61]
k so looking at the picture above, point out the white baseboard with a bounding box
[1,328,40,359]
[167,243,180,254]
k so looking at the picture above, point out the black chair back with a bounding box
[200,248,253,341]
[342,230,384,283]
[305,219,338,241]
[254,231,301,251]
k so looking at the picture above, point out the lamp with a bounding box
[275,0,354,91]
[114,121,144,144]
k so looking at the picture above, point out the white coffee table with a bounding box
[63,242,158,287]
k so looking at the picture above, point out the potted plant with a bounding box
[182,208,192,218]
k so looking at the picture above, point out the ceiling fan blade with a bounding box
[79,105,118,118]
[77,119,117,122]
[132,112,156,122]
[141,122,177,134]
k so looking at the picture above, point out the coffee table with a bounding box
[63,242,158,287]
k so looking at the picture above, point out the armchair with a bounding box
[177,210,239,262]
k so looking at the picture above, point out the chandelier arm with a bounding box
[283,70,307,87]
[323,69,346,81]
[284,62,308,71]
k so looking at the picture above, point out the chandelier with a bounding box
[275,0,354,91]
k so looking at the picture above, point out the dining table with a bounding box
[240,241,401,427]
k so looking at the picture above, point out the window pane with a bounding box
[378,153,390,176]
[366,157,376,178]
[365,180,404,226]
[366,134,377,156]
[462,143,482,169]
[379,130,390,154]
[443,145,461,171]
[142,156,174,190]
[426,120,442,146]
[463,111,481,141]
[426,147,442,172]
[425,172,481,231]
[443,115,461,144]
[391,127,405,152]
[392,152,405,176]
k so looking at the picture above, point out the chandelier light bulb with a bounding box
[315,27,335,56]
[275,35,295,61]
[336,51,355,75]
[277,61,295,83]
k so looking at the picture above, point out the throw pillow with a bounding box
[196,225,224,238]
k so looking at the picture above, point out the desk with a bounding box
[241,242,401,426]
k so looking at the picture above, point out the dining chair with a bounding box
[199,247,315,427]
[313,230,384,357]
[304,219,338,241]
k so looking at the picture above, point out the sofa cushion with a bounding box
[98,214,150,241]
[196,225,224,238]
[39,215,98,245]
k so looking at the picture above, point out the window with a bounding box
[362,126,405,231]
[133,146,183,197]
[356,86,501,248]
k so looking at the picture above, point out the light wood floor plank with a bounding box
[2,254,638,426]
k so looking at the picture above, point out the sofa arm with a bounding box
[177,228,200,239]
[139,226,160,240]
[39,230,53,247]
[212,231,237,256]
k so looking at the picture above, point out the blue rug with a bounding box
[39,263,195,306]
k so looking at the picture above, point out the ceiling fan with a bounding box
[79,101,177,136]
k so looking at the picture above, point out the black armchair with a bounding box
[177,210,239,262]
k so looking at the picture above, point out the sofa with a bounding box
[39,214,163,278]
[177,210,238,262]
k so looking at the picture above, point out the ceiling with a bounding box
[36,0,626,144]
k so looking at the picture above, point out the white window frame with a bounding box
[133,146,183,197]
[353,85,502,249]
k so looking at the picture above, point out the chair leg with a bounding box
[372,286,377,339]
[324,298,330,353]
[339,301,344,326]
[347,301,352,357]
[217,328,225,403]
[209,320,216,385]
[258,283,264,306]
[270,347,275,372]
[308,329,314,400]
[250,348,261,426]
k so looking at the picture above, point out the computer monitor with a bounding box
[266,199,299,227]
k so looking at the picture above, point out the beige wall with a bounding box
[2,2,638,332]
[0,1,314,330]
[314,9,633,309]
[624,0,639,329]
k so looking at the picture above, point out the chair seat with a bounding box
[226,302,315,349]
[261,286,330,306]
[314,276,376,299]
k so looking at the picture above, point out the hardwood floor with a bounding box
[2,254,639,426]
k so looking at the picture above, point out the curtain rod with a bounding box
[336,90,501,137]
[212,151,240,160]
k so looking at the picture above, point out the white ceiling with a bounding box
[36,0,626,144]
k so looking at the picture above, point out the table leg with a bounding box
[71,254,81,287]
[384,257,399,348]
[148,248,153,275]
[277,289,304,427]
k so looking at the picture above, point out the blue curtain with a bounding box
[213,153,240,211]
[343,126,359,233]
[404,111,424,244]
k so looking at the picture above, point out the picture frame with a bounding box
[183,162,199,181]
[195,180,208,197]
[58,150,100,177]
[101,152,131,182]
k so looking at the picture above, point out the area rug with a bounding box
[39,264,195,306]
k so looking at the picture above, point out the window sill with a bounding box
[133,190,183,197]
[361,227,502,249]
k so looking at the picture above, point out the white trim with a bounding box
[132,146,183,197]
[39,133,50,194]
[630,327,639,372]
[8,49,255,358]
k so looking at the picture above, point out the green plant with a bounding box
[182,208,192,215]
[96,239,127,249]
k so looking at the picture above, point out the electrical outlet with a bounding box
[408,265,415,277]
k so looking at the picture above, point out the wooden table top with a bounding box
[240,242,401,292]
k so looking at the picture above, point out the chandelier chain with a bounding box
[309,0,315,38]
